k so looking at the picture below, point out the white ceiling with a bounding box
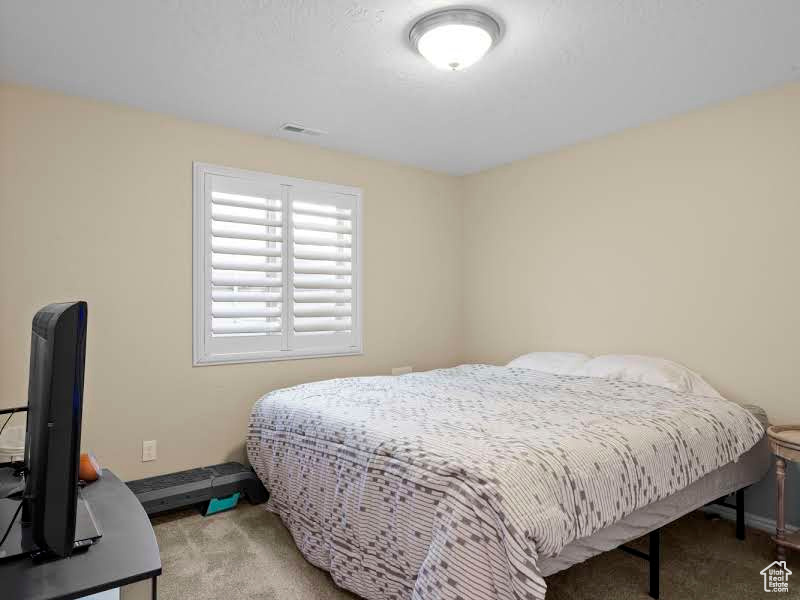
[1,1,798,175]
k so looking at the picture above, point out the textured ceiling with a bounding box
[1,1,798,174]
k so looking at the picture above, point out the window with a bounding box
[193,163,362,365]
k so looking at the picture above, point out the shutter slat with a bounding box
[294,306,351,318]
[293,277,351,290]
[213,306,282,318]
[212,321,281,335]
[293,265,351,276]
[293,206,351,220]
[293,221,351,234]
[212,290,283,303]
[212,242,282,257]
[211,194,280,211]
[212,213,283,227]
[294,232,351,248]
[212,273,282,287]
[212,227,282,243]
[294,248,351,261]
[294,319,352,333]
[212,257,282,272]
[293,292,352,303]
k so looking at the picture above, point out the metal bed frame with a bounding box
[618,487,745,599]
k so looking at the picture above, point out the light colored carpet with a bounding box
[150,504,798,599]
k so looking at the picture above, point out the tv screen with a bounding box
[23,301,87,557]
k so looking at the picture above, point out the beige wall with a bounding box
[4,78,799,600]
[2,81,799,487]
[461,83,800,424]
[0,84,464,479]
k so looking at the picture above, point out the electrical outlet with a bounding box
[142,440,157,462]
[391,366,413,376]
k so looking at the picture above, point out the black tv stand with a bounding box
[1,468,161,600]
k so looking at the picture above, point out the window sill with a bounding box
[192,347,364,366]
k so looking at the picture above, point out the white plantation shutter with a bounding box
[193,163,362,365]
[290,191,359,350]
[205,175,285,357]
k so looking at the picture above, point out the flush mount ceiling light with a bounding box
[409,8,501,71]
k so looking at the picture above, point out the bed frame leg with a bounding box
[736,488,745,540]
[620,527,661,598]
[649,529,660,600]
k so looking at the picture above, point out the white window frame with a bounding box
[193,162,363,365]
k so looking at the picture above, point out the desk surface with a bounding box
[0,469,161,600]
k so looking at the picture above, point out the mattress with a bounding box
[538,432,769,576]
[247,365,765,600]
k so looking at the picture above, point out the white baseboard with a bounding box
[701,505,799,535]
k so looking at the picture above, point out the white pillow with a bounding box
[507,352,592,375]
[577,354,721,396]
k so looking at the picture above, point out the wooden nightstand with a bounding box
[768,425,800,560]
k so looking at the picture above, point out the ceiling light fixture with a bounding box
[409,8,501,72]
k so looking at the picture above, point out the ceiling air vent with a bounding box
[280,123,327,136]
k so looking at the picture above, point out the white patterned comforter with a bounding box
[247,365,763,600]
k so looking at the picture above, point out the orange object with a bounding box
[79,452,102,482]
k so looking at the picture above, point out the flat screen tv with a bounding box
[23,301,89,557]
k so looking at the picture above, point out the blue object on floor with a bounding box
[204,492,240,516]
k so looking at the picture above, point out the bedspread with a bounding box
[247,365,763,600]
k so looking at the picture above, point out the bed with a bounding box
[247,362,767,600]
